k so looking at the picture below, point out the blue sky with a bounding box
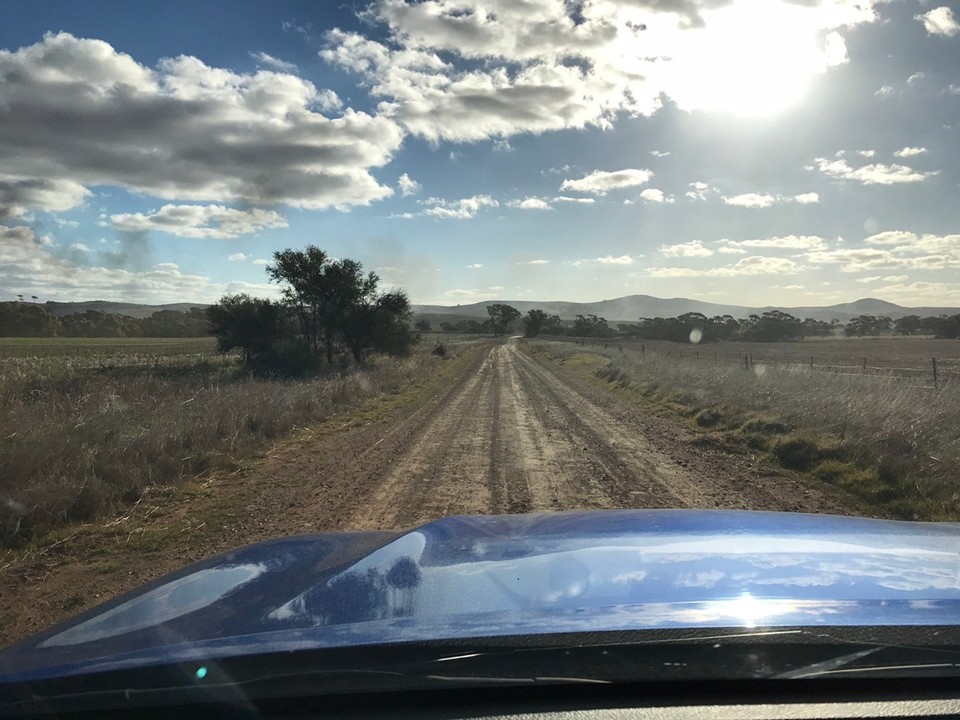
[1,0,959,307]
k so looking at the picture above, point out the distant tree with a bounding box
[439,321,458,332]
[486,303,521,337]
[415,319,431,332]
[60,310,141,338]
[894,315,922,336]
[339,284,417,362]
[540,314,565,335]
[924,314,960,339]
[522,309,548,337]
[206,294,287,364]
[572,314,613,338]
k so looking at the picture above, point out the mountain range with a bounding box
[24,296,960,323]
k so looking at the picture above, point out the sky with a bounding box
[1,0,959,309]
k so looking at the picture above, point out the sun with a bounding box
[660,0,847,117]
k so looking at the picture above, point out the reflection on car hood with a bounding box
[3,510,960,681]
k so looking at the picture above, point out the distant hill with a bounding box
[413,296,960,323]
[23,295,960,324]
[42,301,209,319]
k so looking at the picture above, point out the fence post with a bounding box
[641,344,645,355]
[862,357,867,374]
[810,356,813,369]
[933,357,938,389]
[696,350,700,360]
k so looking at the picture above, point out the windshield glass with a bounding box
[2,0,960,691]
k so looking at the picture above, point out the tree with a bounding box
[894,315,922,336]
[486,303,520,337]
[0,302,59,337]
[207,294,287,364]
[261,246,416,366]
[415,319,431,332]
[522,309,548,337]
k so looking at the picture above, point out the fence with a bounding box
[537,335,959,390]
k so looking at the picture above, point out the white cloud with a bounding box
[659,240,713,258]
[916,7,959,37]
[70,242,91,252]
[466,263,483,269]
[723,193,777,208]
[857,149,875,158]
[560,168,653,195]
[0,224,280,303]
[0,33,401,213]
[252,258,271,266]
[723,192,819,208]
[111,204,288,239]
[650,150,670,158]
[421,194,498,219]
[717,245,748,255]
[805,232,960,272]
[685,181,712,200]
[553,196,595,204]
[567,255,634,268]
[397,173,422,196]
[228,253,248,262]
[639,188,672,203]
[720,235,827,252]
[907,71,926,85]
[875,85,894,99]
[519,259,550,265]
[507,197,552,210]
[248,51,298,73]
[813,157,937,185]
[492,139,514,153]
[648,255,805,278]
[894,146,927,158]
[444,287,500,299]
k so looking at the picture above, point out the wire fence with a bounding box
[539,335,959,390]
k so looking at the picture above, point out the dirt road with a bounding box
[1,341,843,646]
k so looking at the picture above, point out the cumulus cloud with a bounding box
[0,224,273,302]
[659,240,713,257]
[553,196,595,204]
[813,157,937,185]
[805,232,960,272]
[519,259,550,265]
[639,188,672,203]
[397,173,422,196]
[507,197,553,210]
[648,255,805,277]
[111,204,288,239]
[0,175,91,218]
[894,146,927,158]
[560,168,653,194]
[421,194,498,219]
[0,33,402,213]
[228,253,249,261]
[916,7,959,37]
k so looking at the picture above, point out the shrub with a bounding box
[695,408,722,427]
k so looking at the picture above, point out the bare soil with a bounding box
[0,341,845,647]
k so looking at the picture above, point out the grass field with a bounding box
[531,336,960,520]
[0,336,463,547]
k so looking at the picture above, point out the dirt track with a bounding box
[1,340,843,646]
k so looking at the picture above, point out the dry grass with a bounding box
[531,339,960,520]
[0,340,452,546]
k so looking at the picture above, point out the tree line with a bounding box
[426,307,960,342]
[0,303,210,338]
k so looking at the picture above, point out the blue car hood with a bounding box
[4,510,960,682]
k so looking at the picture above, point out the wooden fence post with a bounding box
[862,357,867,374]
[933,357,938,390]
